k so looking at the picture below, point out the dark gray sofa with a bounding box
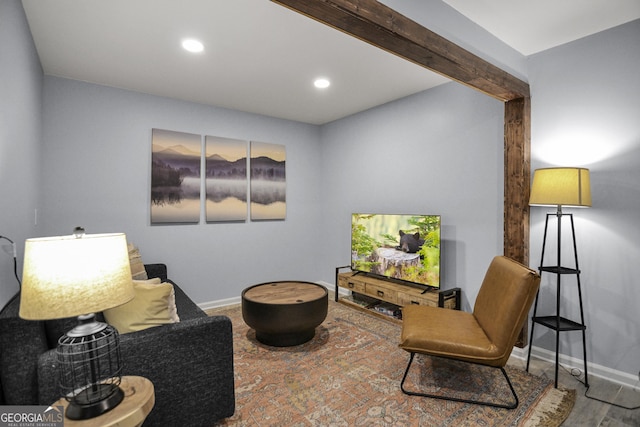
[0,264,235,426]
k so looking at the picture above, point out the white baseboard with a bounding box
[198,283,639,391]
[512,345,640,391]
[198,296,241,311]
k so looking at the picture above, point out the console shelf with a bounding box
[335,266,460,322]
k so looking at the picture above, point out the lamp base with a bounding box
[65,384,124,420]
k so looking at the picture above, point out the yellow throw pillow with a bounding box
[104,281,174,334]
[133,278,179,322]
[127,244,148,280]
[130,278,180,322]
[166,285,180,323]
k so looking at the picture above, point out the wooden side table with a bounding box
[53,376,154,427]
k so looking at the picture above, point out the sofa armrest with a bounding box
[0,296,49,405]
[38,316,235,426]
[172,281,206,320]
[144,263,168,282]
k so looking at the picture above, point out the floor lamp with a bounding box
[526,167,591,388]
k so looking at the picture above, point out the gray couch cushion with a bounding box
[0,297,48,404]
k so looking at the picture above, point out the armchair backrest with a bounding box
[473,256,540,365]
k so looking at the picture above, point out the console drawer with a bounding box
[337,275,366,293]
[364,282,398,304]
[397,290,438,307]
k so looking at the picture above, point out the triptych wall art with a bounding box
[151,128,286,224]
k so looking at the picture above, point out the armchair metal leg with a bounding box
[400,352,519,410]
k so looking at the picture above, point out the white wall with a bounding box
[528,19,640,379]
[39,76,323,303]
[320,83,504,309]
[0,0,42,308]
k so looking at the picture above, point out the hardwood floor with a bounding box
[508,357,640,426]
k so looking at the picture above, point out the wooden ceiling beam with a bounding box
[271,0,529,101]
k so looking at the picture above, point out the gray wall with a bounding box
[39,76,323,303]
[0,0,42,307]
[319,83,504,309]
[39,77,503,310]
[528,19,640,380]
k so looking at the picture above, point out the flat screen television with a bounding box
[351,213,441,289]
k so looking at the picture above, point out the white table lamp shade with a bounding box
[19,233,135,320]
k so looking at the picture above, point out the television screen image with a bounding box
[351,213,441,289]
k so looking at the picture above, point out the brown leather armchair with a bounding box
[399,255,540,409]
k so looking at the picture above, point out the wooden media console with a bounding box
[335,267,460,322]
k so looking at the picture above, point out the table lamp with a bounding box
[19,230,135,420]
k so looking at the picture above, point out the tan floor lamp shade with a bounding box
[529,167,591,210]
[19,231,135,420]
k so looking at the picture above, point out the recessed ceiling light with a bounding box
[182,39,204,53]
[314,78,331,89]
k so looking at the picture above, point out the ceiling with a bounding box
[21,0,640,125]
[442,0,640,56]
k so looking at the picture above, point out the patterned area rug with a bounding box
[207,301,574,426]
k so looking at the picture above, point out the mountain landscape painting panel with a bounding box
[205,136,248,222]
[151,128,201,224]
[250,141,286,221]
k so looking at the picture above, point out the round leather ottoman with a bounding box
[241,281,328,347]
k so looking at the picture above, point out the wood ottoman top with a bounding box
[243,281,327,304]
